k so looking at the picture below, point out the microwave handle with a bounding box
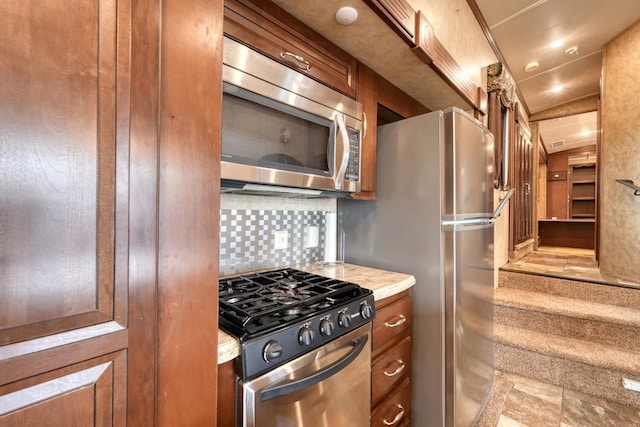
[362,112,367,141]
[335,114,350,190]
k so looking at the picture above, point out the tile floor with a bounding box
[501,246,639,288]
[496,372,640,426]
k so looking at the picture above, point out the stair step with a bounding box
[495,324,640,375]
[496,305,640,352]
[494,287,640,351]
[498,270,640,310]
[495,324,640,408]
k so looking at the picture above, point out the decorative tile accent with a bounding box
[220,208,329,276]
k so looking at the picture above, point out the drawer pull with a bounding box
[382,404,405,426]
[384,315,406,328]
[383,360,406,377]
[280,51,312,71]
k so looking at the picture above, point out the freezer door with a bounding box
[444,224,494,427]
[443,109,495,219]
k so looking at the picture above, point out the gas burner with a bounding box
[218,267,375,380]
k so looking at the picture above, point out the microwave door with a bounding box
[334,114,350,190]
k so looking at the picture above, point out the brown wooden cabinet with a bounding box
[0,0,222,424]
[0,1,132,422]
[217,360,236,427]
[224,0,358,98]
[546,147,597,220]
[371,289,413,426]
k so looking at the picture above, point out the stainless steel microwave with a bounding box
[221,37,363,197]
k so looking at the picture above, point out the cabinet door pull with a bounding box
[280,51,312,71]
[382,404,405,426]
[383,360,406,377]
[384,315,406,328]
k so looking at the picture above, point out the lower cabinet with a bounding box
[371,289,413,426]
[371,379,411,427]
[217,360,235,427]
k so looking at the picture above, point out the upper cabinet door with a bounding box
[0,0,131,423]
[224,0,358,99]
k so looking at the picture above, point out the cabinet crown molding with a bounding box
[487,62,516,106]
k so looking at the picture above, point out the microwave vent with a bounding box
[221,180,348,198]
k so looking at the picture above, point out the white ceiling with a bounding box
[537,111,597,154]
[475,0,640,115]
[474,0,640,154]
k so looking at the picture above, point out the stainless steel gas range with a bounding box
[218,267,375,427]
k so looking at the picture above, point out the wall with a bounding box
[600,21,640,284]
[220,195,335,276]
[530,95,599,122]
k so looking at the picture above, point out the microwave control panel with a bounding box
[346,128,360,181]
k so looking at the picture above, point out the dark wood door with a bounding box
[0,0,131,422]
[0,0,222,424]
[510,122,534,249]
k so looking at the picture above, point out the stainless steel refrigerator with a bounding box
[339,108,511,426]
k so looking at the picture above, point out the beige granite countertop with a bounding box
[217,263,415,364]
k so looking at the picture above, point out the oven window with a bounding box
[222,90,332,176]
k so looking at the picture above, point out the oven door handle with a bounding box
[260,334,368,402]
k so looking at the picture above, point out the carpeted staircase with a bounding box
[494,270,640,409]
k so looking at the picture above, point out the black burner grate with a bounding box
[218,268,366,339]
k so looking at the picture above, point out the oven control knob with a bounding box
[263,340,283,363]
[320,319,335,336]
[338,312,351,328]
[360,302,373,319]
[298,326,315,346]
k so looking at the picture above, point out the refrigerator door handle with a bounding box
[441,189,515,230]
[442,217,493,228]
[492,188,515,220]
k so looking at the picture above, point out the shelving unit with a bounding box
[569,163,596,219]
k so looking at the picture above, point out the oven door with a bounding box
[239,324,371,427]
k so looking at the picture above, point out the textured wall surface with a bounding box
[600,21,640,283]
[530,95,599,122]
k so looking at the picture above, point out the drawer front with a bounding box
[372,336,412,406]
[373,296,412,350]
[224,0,357,98]
[371,379,411,427]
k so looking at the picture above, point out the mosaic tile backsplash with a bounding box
[220,206,331,276]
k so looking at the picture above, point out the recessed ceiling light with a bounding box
[551,85,563,93]
[565,46,579,55]
[524,61,539,72]
[550,39,565,48]
[335,6,358,25]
